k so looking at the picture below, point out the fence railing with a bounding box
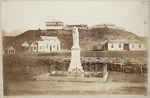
[3,58,147,75]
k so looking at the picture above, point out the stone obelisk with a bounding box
[68,27,84,72]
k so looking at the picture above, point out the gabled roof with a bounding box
[100,40,109,45]
[108,40,144,43]
[40,36,60,42]
[22,40,37,46]
[27,40,37,45]
[22,41,29,46]
[30,41,37,46]
[65,24,87,27]
[96,23,115,26]
[4,46,15,50]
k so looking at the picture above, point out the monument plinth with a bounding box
[68,27,84,72]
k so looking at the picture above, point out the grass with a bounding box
[5,50,148,58]
[3,71,147,96]
[106,72,147,83]
[3,50,148,96]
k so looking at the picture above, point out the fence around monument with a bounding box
[3,57,147,77]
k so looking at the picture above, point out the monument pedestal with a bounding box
[68,47,84,72]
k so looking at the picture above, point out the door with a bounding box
[50,45,51,51]
[124,44,129,50]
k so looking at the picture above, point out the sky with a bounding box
[1,1,149,36]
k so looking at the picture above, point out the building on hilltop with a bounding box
[45,19,64,30]
[64,24,88,30]
[89,23,125,30]
[93,40,146,51]
[21,36,61,52]
[89,23,115,29]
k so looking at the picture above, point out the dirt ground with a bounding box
[3,71,147,96]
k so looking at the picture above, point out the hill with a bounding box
[3,28,146,51]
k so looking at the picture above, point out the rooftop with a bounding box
[4,46,15,50]
[65,24,88,27]
[108,40,145,43]
[40,36,60,42]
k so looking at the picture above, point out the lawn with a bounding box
[3,71,147,96]
[3,51,148,96]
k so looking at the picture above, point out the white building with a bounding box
[93,40,146,51]
[64,24,88,30]
[30,41,38,52]
[45,19,64,30]
[107,40,146,51]
[89,23,115,29]
[89,23,125,30]
[21,36,61,52]
[37,36,60,52]
[22,41,30,51]
[3,46,15,54]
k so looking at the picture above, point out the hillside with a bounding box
[3,28,146,51]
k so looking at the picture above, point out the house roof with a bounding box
[40,36,60,42]
[4,46,15,50]
[27,40,37,45]
[65,24,87,27]
[108,40,145,43]
[100,40,109,45]
[22,40,37,47]
[46,19,63,22]
[96,23,115,26]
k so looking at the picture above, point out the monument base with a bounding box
[68,67,84,72]
[68,47,84,72]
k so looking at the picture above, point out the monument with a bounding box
[68,27,84,72]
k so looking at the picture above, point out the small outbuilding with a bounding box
[93,40,146,51]
[107,40,146,51]
[3,46,15,54]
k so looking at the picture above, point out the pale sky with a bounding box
[1,1,149,36]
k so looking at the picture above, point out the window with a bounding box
[111,44,113,48]
[11,50,14,53]
[50,45,51,50]
[57,45,59,50]
[40,46,42,50]
[119,44,121,48]
[132,44,134,48]
[46,45,48,48]
[34,46,36,50]
[139,45,141,48]
[53,45,55,48]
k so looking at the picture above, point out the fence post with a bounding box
[53,59,55,71]
[95,63,97,72]
[84,61,86,72]
[49,63,53,76]
[48,63,50,76]
[37,62,40,75]
[62,62,65,76]
[103,63,107,77]
[139,65,143,74]
[120,63,123,72]
[16,60,18,67]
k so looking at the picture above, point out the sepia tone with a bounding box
[1,1,149,98]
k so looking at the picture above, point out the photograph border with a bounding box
[0,0,149,98]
